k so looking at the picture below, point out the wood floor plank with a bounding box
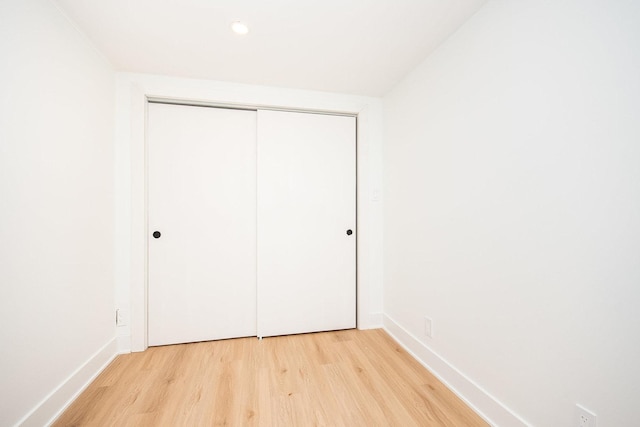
[53,329,488,426]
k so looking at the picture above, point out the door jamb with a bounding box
[134,96,363,351]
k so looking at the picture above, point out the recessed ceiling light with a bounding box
[231,21,249,35]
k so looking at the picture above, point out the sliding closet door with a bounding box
[147,103,257,346]
[257,110,356,337]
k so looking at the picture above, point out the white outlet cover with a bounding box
[424,316,433,338]
[116,308,129,327]
[576,404,597,427]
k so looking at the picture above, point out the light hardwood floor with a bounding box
[53,329,488,426]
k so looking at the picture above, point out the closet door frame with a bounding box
[123,82,381,353]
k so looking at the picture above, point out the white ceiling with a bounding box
[54,0,487,97]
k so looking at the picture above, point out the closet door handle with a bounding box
[346,229,353,236]
[153,231,161,239]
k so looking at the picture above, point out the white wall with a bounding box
[383,1,640,426]
[0,0,116,425]
[115,73,384,352]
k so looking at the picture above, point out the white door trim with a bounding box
[116,73,384,352]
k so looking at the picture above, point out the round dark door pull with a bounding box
[153,231,161,239]
[346,229,353,236]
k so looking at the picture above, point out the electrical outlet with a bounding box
[576,404,596,427]
[424,316,433,338]
[116,308,129,327]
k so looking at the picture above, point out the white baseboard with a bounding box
[17,337,118,427]
[383,314,529,427]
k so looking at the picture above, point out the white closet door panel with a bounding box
[148,103,257,346]
[257,110,356,337]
